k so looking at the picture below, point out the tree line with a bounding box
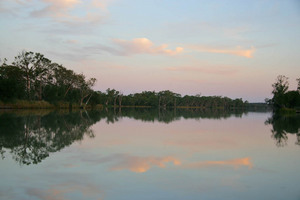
[0,51,248,109]
[93,89,247,109]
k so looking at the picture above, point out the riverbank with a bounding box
[0,100,270,111]
[277,107,300,115]
[0,100,54,109]
[0,100,101,109]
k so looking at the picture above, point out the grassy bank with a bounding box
[278,107,298,115]
[0,100,55,109]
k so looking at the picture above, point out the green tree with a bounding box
[12,51,37,99]
[0,65,26,101]
[271,75,289,109]
[105,88,119,106]
[32,53,53,100]
[297,78,300,93]
[73,74,96,107]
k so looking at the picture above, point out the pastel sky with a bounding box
[0,0,299,102]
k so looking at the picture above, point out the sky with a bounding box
[0,0,299,102]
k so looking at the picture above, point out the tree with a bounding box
[0,65,26,101]
[271,75,289,109]
[12,51,36,99]
[118,92,123,107]
[74,74,96,108]
[32,53,53,100]
[105,88,118,106]
[158,90,179,108]
[297,78,300,93]
[52,64,77,100]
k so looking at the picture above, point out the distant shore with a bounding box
[0,100,272,111]
[0,100,98,110]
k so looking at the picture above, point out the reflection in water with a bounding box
[101,107,246,124]
[1,108,295,167]
[105,154,181,173]
[265,113,300,147]
[0,108,246,166]
[183,157,253,169]
[1,109,299,200]
[0,110,101,165]
[26,182,103,200]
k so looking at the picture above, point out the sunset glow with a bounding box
[0,0,299,102]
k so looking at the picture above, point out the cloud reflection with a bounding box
[109,154,181,173]
[82,154,181,173]
[27,183,103,200]
[184,157,253,169]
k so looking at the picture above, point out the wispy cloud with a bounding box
[166,66,239,75]
[65,39,78,44]
[30,0,106,25]
[1,0,109,27]
[90,0,113,10]
[183,157,253,169]
[86,38,184,56]
[188,45,255,58]
[113,38,183,56]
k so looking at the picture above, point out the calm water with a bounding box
[0,109,299,200]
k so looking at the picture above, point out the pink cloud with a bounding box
[166,66,239,75]
[188,45,255,58]
[113,38,184,56]
[31,0,81,18]
[30,0,106,25]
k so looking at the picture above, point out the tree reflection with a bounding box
[265,113,300,147]
[0,110,101,165]
[101,107,246,124]
[0,108,248,165]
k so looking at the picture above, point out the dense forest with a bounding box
[1,51,248,109]
[266,75,300,112]
[0,51,96,108]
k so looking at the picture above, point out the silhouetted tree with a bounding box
[271,75,289,109]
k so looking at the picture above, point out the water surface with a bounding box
[0,109,299,200]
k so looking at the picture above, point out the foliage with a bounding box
[0,51,97,107]
[101,90,247,109]
[268,75,300,110]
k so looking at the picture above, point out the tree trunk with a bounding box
[114,96,117,107]
[39,83,42,100]
[158,96,161,108]
[118,95,123,107]
[26,74,30,99]
[85,93,93,106]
